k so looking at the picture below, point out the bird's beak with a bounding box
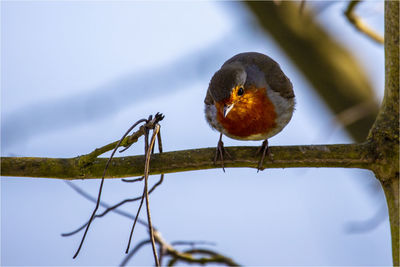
[223,104,234,118]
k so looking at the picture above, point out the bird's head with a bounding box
[208,64,247,118]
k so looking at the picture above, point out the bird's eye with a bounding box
[237,87,244,96]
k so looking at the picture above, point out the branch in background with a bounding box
[345,202,387,234]
[334,100,378,127]
[299,0,306,15]
[244,1,379,142]
[61,175,163,237]
[165,247,240,267]
[121,231,240,267]
[0,142,375,179]
[344,0,384,44]
[313,100,378,142]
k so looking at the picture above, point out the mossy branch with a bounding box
[367,1,399,265]
[1,142,375,180]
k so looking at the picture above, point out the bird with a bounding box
[204,52,295,171]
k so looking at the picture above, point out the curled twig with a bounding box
[71,113,164,259]
[124,115,164,267]
[144,125,161,266]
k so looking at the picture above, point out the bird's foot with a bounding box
[214,138,232,172]
[257,139,272,172]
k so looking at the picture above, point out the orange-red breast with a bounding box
[204,52,295,170]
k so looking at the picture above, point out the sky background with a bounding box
[1,1,391,266]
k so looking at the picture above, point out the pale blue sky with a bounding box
[1,1,390,266]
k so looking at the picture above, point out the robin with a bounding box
[204,52,295,171]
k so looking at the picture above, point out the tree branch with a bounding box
[367,1,399,265]
[1,142,375,179]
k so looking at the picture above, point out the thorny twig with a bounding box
[71,113,164,260]
[344,0,384,44]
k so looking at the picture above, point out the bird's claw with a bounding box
[214,138,232,172]
[257,139,272,172]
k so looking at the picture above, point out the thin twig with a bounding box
[158,242,166,267]
[62,175,165,237]
[120,223,238,267]
[344,0,384,44]
[124,114,165,258]
[64,181,135,220]
[157,128,163,153]
[122,176,144,183]
[171,240,216,247]
[72,178,104,258]
[125,186,146,253]
[184,248,240,266]
[62,181,144,237]
[77,113,164,167]
[334,100,377,126]
[72,117,148,258]
[125,121,162,256]
[120,239,152,267]
[166,248,240,266]
[144,115,152,154]
[79,119,147,166]
[144,124,161,266]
